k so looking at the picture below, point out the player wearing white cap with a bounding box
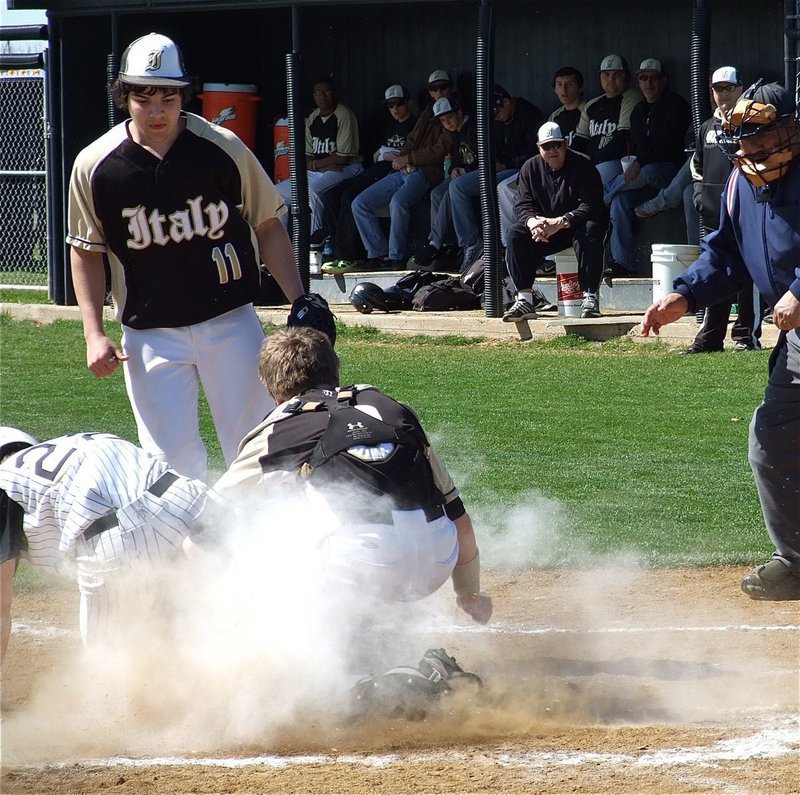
[320,84,419,275]
[66,33,305,482]
[573,54,642,176]
[0,427,207,661]
[351,69,456,269]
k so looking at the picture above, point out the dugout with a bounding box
[8,0,788,311]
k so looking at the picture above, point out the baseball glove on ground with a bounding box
[350,648,482,721]
[287,293,337,344]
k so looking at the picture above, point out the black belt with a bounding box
[424,504,445,522]
[83,471,179,541]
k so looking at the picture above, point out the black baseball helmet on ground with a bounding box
[349,282,392,314]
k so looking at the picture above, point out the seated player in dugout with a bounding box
[187,327,492,625]
[274,76,363,235]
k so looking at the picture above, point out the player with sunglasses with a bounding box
[351,70,456,270]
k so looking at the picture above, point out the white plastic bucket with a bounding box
[555,250,583,317]
[651,244,700,304]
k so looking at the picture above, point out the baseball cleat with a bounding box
[741,559,800,600]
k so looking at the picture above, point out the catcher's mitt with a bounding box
[350,648,482,721]
[287,293,337,344]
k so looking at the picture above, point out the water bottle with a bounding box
[444,153,453,179]
[323,239,333,261]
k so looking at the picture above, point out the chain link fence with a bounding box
[0,70,48,288]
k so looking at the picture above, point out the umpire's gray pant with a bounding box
[748,328,800,571]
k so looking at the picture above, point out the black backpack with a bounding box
[384,270,454,309]
[410,277,482,311]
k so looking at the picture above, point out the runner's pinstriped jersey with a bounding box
[0,432,206,571]
[0,432,206,644]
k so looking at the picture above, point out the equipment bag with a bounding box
[411,277,482,311]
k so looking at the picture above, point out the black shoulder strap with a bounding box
[301,387,418,476]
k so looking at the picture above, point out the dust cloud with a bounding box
[1,486,793,766]
[1,489,474,763]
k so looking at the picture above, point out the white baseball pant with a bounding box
[73,473,205,644]
[122,304,273,481]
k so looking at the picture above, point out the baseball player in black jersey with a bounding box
[0,427,207,661]
[67,33,304,481]
[189,328,492,624]
[274,77,363,235]
[573,54,642,183]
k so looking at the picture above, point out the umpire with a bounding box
[642,82,800,600]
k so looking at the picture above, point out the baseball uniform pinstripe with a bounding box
[0,433,206,643]
[67,113,287,479]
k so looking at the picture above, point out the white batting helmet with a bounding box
[119,32,191,88]
[0,427,38,461]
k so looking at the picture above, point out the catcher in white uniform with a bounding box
[0,428,206,661]
[66,33,305,481]
[189,327,492,623]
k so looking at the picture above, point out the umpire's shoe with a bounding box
[741,559,800,601]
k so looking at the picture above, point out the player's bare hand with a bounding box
[771,290,800,331]
[641,293,689,337]
[457,592,493,624]
[623,161,641,182]
[86,335,128,378]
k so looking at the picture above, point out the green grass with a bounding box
[0,313,772,568]
[0,287,51,303]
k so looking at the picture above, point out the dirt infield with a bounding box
[2,566,798,794]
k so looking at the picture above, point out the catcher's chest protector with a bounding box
[296,389,441,513]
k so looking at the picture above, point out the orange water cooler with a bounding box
[199,83,260,150]
[273,118,290,182]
